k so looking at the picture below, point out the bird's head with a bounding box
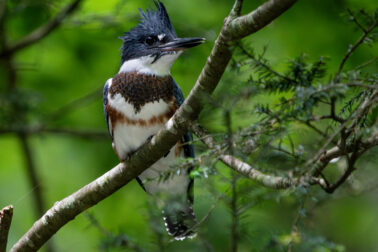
[119,1,204,76]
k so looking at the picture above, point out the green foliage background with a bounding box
[0,0,377,251]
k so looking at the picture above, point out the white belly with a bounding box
[108,92,172,156]
[113,120,163,157]
[108,91,189,195]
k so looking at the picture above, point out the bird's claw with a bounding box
[121,150,136,162]
[146,135,154,143]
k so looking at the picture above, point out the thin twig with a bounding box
[345,82,378,89]
[286,197,307,252]
[354,57,378,70]
[84,213,111,237]
[306,90,377,174]
[301,120,329,138]
[46,87,103,121]
[347,9,367,33]
[322,143,365,194]
[18,134,46,217]
[330,97,344,123]
[191,187,231,234]
[238,44,296,83]
[335,22,377,78]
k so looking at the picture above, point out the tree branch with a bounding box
[335,22,377,78]
[354,57,377,70]
[18,134,46,218]
[226,0,297,41]
[46,87,103,122]
[191,124,325,189]
[192,123,378,191]
[323,154,356,193]
[238,44,296,83]
[0,205,13,252]
[0,0,82,57]
[231,0,244,17]
[10,1,298,250]
[306,89,377,175]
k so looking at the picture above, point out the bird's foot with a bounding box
[146,134,170,157]
[146,134,154,143]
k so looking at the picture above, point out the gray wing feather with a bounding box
[103,79,112,138]
[172,80,194,159]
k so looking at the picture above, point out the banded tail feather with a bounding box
[162,201,197,240]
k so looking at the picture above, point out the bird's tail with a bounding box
[162,201,197,240]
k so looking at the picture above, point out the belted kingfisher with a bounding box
[103,1,204,240]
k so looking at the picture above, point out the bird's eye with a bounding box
[145,36,156,46]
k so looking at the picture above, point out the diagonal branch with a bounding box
[191,123,325,189]
[0,205,13,252]
[191,123,377,190]
[18,134,46,218]
[10,1,298,251]
[46,87,103,121]
[0,0,82,57]
[335,22,377,78]
[238,44,296,83]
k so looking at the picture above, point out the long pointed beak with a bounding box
[158,37,205,52]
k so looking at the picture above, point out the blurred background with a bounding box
[0,0,377,251]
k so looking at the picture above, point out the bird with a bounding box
[102,1,204,240]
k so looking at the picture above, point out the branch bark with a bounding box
[10,1,298,251]
[0,205,13,252]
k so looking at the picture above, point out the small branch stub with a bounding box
[0,205,14,252]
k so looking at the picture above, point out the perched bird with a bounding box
[103,1,204,240]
